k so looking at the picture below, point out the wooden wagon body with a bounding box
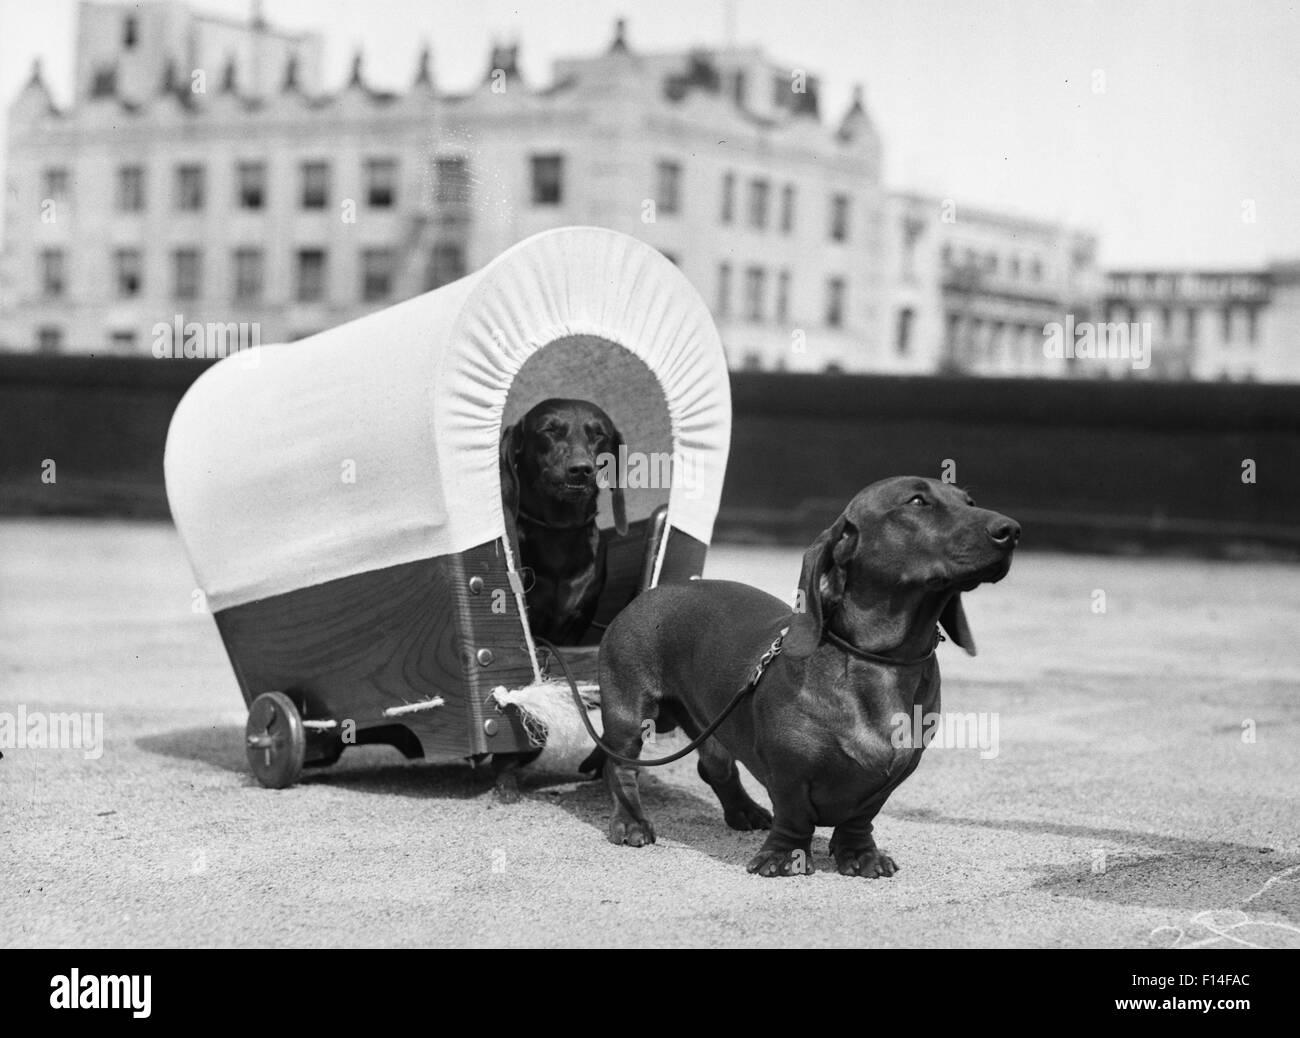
[164,227,730,785]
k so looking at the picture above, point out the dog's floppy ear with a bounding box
[784,514,856,659]
[608,423,628,536]
[499,420,522,524]
[939,593,977,656]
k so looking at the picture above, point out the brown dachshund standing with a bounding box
[494,398,628,799]
[594,476,1019,876]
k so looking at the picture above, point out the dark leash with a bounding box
[531,631,787,768]
[530,623,943,770]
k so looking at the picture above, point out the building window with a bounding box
[43,167,69,201]
[115,166,144,211]
[830,193,850,242]
[775,270,791,323]
[825,277,846,328]
[114,249,143,297]
[110,331,136,354]
[716,262,732,319]
[1221,306,1233,342]
[1186,308,1199,345]
[173,248,201,300]
[1029,257,1043,282]
[780,184,795,234]
[301,162,329,209]
[530,154,564,206]
[90,65,117,98]
[1010,255,1021,280]
[896,307,915,355]
[233,248,264,301]
[656,160,682,215]
[40,250,66,298]
[361,249,395,302]
[123,16,138,48]
[37,327,63,353]
[366,158,397,208]
[1247,306,1259,344]
[237,162,266,209]
[748,179,769,230]
[986,252,998,275]
[720,172,735,224]
[434,157,469,206]
[296,249,327,301]
[744,267,766,322]
[175,164,205,211]
[426,242,466,290]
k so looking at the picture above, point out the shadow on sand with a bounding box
[137,724,1299,919]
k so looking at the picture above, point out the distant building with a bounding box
[1102,267,1300,381]
[883,192,1101,377]
[1,2,885,372]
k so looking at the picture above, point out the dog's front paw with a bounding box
[746,847,814,877]
[834,847,898,878]
[608,815,656,847]
[724,802,773,832]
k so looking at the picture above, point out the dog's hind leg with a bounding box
[600,680,658,847]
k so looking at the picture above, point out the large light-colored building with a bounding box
[883,191,1101,377]
[7,1,1295,381]
[1,1,886,371]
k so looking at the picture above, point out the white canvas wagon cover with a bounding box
[165,226,731,612]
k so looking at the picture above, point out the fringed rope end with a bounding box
[489,680,602,772]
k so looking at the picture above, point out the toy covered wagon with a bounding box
[164,226,731,787]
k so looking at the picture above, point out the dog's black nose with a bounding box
[988,518,1021,548]
[567,460,595,479]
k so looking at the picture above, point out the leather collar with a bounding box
[515,509,596,531]
[823,626,943,667]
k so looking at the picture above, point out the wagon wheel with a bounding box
[245,691,306,789]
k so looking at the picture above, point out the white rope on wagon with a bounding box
[383,697,446,717]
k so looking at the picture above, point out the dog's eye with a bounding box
[908,495,928,506]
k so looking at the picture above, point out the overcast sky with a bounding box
[2,0,1298,268]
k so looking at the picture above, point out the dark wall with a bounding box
[2,355,1297,556]
[724,374,1299,555]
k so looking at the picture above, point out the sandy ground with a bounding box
[1,517,1297,948]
